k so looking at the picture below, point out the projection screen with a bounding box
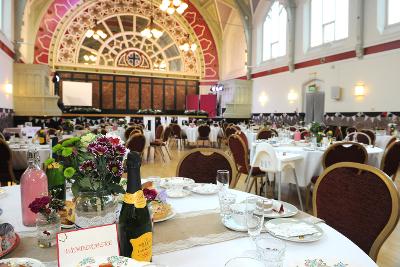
[62,81,93,106]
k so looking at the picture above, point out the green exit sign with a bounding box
[307,85,317,93]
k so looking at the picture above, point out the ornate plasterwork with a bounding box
[33,0,220,80]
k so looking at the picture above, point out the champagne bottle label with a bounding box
[130,232,152,262]
[123,190,146,208]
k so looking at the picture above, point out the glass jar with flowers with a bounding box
[29,196,64,248]
[50,133,126,228]
[309,122,325,145]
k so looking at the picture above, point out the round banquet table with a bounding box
[10,144,51,170]
[0,185,377,267]
[182,126,222,143]
[249,143,384,187]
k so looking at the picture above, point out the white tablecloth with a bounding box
[249,143,384,187]
[244,130,258,145]
[182,126,221,143]
[3,127,41,138]
[375,134,395,149]
[0,186,376,267]
[10,144,51,170]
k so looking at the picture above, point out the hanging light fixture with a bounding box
[83,53,97,64]
[179,34,198,52]
[160,0,188,15]
[85,19,107,40]
[140,16,164,39]
[141,0,164,39]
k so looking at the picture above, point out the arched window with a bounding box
[388,0,400,25]
[262,1,287,61]
[310,0,349,47]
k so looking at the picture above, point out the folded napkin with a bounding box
[267,222,319,238]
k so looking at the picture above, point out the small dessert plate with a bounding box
[0,257,44,267]
[166,188,191,198]
[190,183,219,195]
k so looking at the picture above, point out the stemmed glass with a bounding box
[216,170,230,191]
[245,197,266,240]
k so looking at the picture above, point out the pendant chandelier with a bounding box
[85,19,107,40]
[141,0,164,39]
[160,0,188,15]
[179,34,197,52]
[140,16,164,39]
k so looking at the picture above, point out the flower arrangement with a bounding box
[29,196,64,222]
[37,129,48,145]
[61,120,74,133]
[309,122,324,136]
[137,109,163,115]
[51,133,126,197]
[143,188,167,204]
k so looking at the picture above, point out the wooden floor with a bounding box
[141,144,400,267]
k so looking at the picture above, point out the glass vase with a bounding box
[74,191,117,229]
[36,212,61,248]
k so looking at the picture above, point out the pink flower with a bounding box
[28,196,51,214]
[108,137,120,146]
[143,188,158,201]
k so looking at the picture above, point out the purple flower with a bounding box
[113,144,127,156]
[96,136,109,145]
[156,189,167,203]
[107,161,123,177]
[79,160,96,173]
[88,144,108,156]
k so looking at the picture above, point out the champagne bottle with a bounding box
[119,151,153,261]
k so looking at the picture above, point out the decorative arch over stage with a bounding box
[33,0,219,82]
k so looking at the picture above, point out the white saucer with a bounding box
[166,188,191,198]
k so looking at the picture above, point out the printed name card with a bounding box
[57,224,120,267]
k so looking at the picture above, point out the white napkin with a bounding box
[267,222,319,238]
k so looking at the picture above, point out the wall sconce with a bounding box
[288,90,298,103]
[5,84,13,95]
[354,83,365,96]
[259,92,268,106]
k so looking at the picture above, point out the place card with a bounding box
[56,224,120,267]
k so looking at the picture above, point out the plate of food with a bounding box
[254,200,299,219]
[77,256,149,267]
[190,183,219,195]
[151,201,176,223]
[0,223,20,258]
[160,177,195,188]
[0,258,44,267]
[265,218,323,243]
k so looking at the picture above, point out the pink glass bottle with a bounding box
[20,149,48,226]
[294,129,301,141]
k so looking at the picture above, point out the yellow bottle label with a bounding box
[130,232,152,262]
[39,137,45,144]
[124,190,146,208]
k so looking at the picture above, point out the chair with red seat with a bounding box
[305,141,368,210]
[313,162,399,261]
[176,148,236,185]
[197,125,211,147]
[228,134,265,192]
[256,129,275,140]
[380,140,400,181]
[149,126,172,162]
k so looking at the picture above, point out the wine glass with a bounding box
[246,197,265,240]
[216,170,230,191]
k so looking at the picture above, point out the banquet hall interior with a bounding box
[1,0,400,266]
